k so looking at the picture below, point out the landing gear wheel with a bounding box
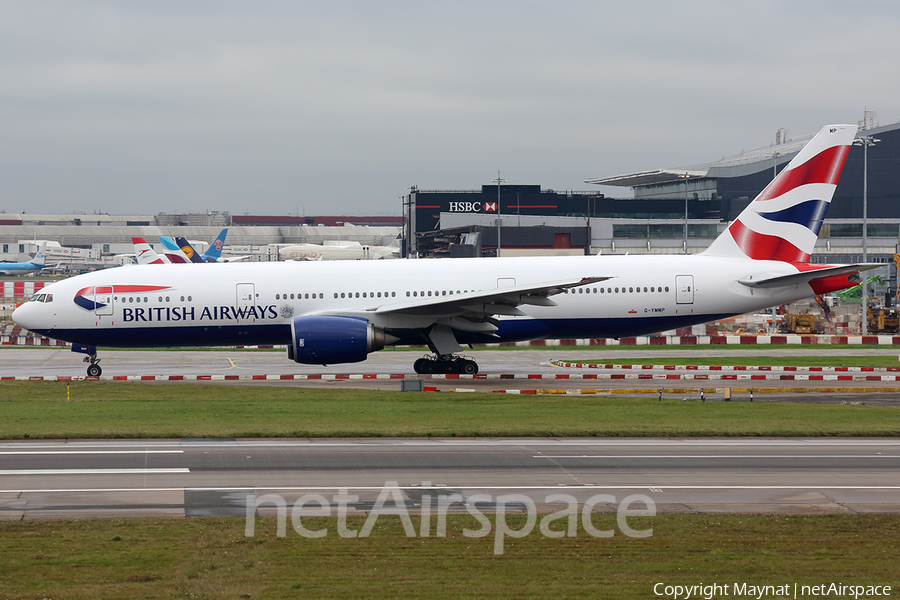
[86,363,102,377]
[460,359,478,375]
[413,356,478,375]
[414,358,438,374]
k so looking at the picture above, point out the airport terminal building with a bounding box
[408,114,900,272]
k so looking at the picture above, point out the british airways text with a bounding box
[121,304,278,323]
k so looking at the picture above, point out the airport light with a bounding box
[679,173,690,254]
[853,135,880,334]
[404,185,418,258]
[492,172,506,257]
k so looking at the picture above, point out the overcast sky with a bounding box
[2,1,898,217]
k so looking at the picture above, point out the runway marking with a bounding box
[5,439,900,449]
[0,469,190,475]
[2,485,900,493]
[533,454,898,459]
[0,450,184,455]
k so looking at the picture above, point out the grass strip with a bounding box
[1,381,899,439]
[0,514,896,599]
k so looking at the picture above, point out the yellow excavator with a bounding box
[865,254,900,334]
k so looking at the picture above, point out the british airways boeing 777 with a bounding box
[13,125,874,377]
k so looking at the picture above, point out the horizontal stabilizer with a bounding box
[739,264,881,289]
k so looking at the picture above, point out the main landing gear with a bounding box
[412,323,480,375]
[72,344,102,377]
[413,355,479,375]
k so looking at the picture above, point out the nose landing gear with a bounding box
[85,358,102,378]
[72,343,102,377]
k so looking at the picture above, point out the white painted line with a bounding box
[0,450,184,455]
[533,454,898,459]
[2,484,900,493]
[0,468,190,475]
[5,439,900,449]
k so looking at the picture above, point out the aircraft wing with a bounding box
[374,275,609,316]
[309,275,610,341]
[738,264,881,289]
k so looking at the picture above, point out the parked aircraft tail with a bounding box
[174,237,205,263]
[132,237,169,265]
[202,229,228,262]
[31,242,48,267]
[703,124,857,263]
[159,236,190,263]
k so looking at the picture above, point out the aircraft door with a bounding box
[236,283,256,321]
[93,286,114,316]
[497,278,516,288]
[675,275,694,304]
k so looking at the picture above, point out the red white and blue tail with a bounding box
[132,237,170,265]
[703,124,857,262]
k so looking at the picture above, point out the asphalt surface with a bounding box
[1,438,899,519]
[3,347,900,519]
[4,348,900,404]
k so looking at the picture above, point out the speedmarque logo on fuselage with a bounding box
[73,285,173,312]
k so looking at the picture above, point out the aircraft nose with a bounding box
[12,302,38,332]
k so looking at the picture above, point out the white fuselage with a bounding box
[13,254,814,350]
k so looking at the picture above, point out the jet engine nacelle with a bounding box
[287,315,397,365]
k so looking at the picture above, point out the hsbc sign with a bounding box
[448,201,498,213]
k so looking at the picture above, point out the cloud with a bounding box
[1,1,899,215]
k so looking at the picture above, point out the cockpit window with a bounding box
[26,293,54,303]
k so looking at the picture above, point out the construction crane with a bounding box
[836,275,885,302]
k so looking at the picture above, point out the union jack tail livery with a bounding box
[703,124,857,262]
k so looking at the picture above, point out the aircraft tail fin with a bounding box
[132,237,169,265]
[31,242,48,267]
[174,237,205,263]
[702,124,857,263]
[202,228,228,262]
[159,236,190,263]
